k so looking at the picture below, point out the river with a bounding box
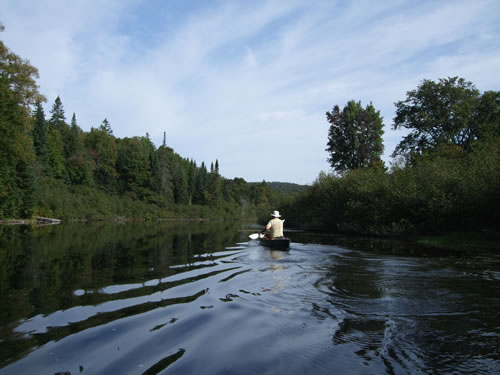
[0,222,499,374]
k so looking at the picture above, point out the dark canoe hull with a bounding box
[259,237,291,250]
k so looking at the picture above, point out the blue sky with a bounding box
[2,0,499,184]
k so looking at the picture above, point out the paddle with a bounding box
[248,219,285,240]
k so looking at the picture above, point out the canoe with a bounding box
[259,237,291,250]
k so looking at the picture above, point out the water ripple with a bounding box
[2,230,500,375]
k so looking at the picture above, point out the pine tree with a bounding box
[33,100,48,159]
[193,162,208,204]
[71,113,77,127]
[66,112,83,156]
[49,96,66,128]
[215,159,220,175]
[172,162,189,204]
[99,118,113,135]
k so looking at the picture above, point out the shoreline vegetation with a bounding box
[1,41,499,254]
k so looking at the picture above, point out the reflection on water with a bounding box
[0,223,499,374]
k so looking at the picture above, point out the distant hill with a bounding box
[250,181,309,194]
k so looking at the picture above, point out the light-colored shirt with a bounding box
[266,218,284,238]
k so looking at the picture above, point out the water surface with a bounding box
[0,222,499,374]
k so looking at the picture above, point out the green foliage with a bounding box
[66,113,84,157]
[280,77,499,236]
[99,118,113,135]
[0,74,36,218]
[49,96,66,128]
[0,41,290,220]
[47,126,66,179]
[84,127,118,191]
[254,181,308,195]
[65,155,93,185]
[0,40,45,107]
[172,160,190,205]
[393,77,500,159]
[284,135,500,235]
[156,146,175,204]
[116,137,155,199]
[32,101,48,160]
[326,100,385,173]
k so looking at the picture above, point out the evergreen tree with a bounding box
[156,145,175,204]
[33,100,48,160]
[172,162,189,204]
[64,113,89,184]
[150,146,162,195]
[115,136,162,200]
[71,113,77,128]
[49,96,66,128]
[207,160,222,205]
[193,162,208,204]
[99,118,113,135]
[47,126,66,178]
[215,159,220,175]
[85,128,118,191]
[65,112,83,157]
[187,160,197,204]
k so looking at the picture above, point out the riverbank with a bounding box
[0,217,231,225]
[261,227,500,255]
[416,231,500,252]
[2,218,498,254]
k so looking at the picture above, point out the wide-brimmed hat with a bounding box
[271,210,281,217]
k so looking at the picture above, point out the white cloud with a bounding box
[1,0,499,184]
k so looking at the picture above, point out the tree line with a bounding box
[3,37,498,234]
[0,40,280,220]
[281,77,499,236]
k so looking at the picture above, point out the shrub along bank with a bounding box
[281,138,500,238]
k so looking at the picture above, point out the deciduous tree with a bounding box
[0,40,45,108]
[392,77,500,158]
[326,100,385,174]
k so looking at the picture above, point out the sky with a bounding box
[1,0,499,185]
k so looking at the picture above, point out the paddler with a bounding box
[263,210,285,239]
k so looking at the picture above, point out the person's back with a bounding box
[266,211,284,239]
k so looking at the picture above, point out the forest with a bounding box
[1,39,499,239]
[0,40,294,222]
